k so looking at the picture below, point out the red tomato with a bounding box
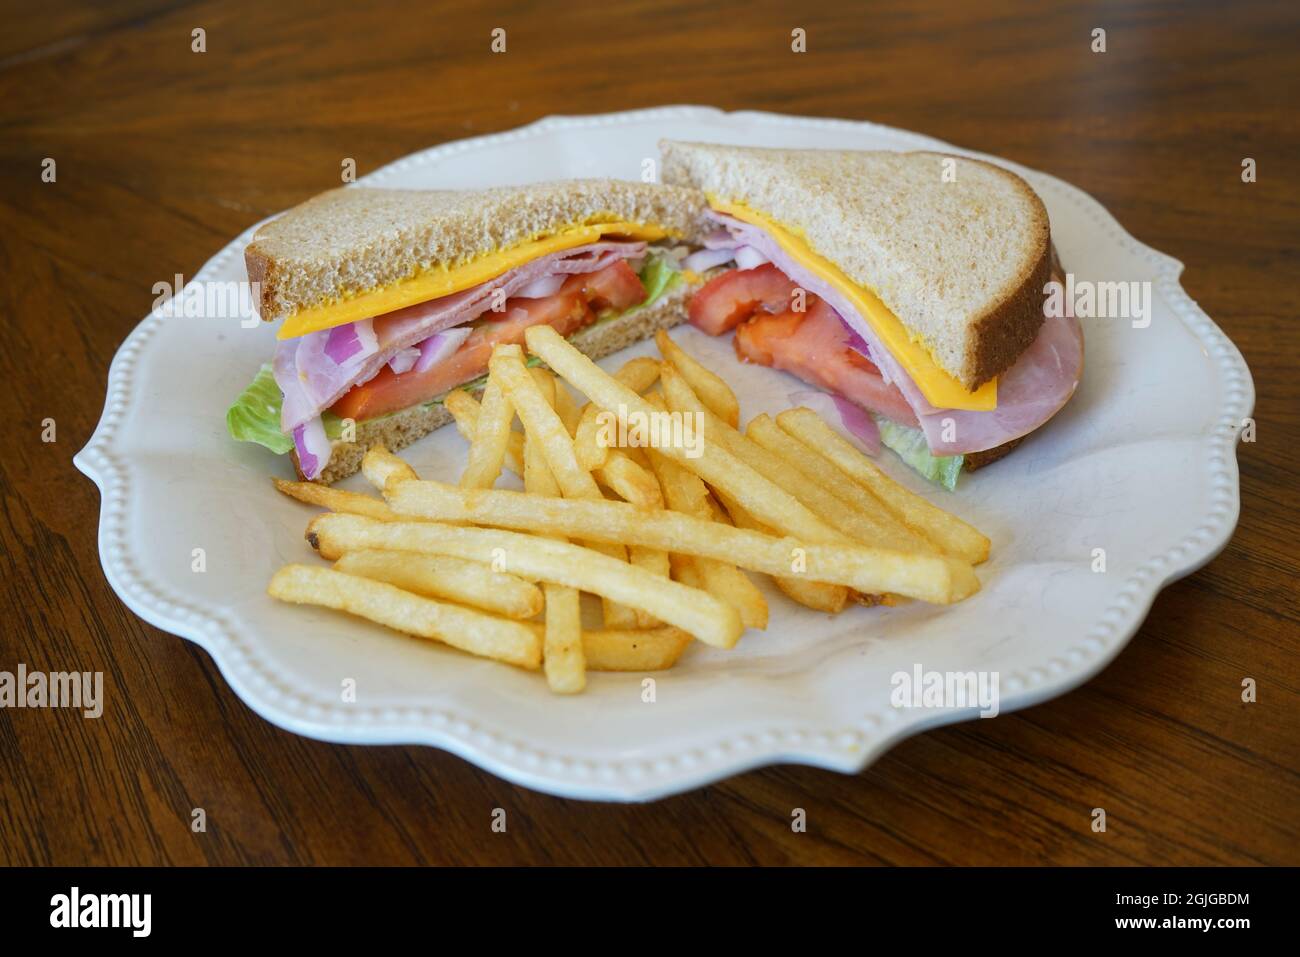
[734,301,918,426]
[733,308,805,366]
[687,264,803,336]
[560,259,646,312]
[330,293,592,422]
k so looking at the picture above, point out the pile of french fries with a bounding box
[269,325,991,694]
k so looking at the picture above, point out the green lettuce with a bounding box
[226,364,294,453]
[875,416,965,491]
[226,256,683,451]
[628,252,682,313]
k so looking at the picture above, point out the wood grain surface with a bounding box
[1,0,1296,866]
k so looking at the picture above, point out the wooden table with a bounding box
[2,0,1296,866]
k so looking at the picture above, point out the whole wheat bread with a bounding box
[659,141,1051,389]
[247,180,710,324]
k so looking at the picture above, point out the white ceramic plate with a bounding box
[76,106,1252,801]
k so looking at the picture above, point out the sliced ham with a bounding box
[709,211,1083,454]
[275,239,646,431]
[910,289,1082,454]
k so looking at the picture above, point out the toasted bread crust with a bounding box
[301,280,695,484]
[964,237,1051,389]
[961,436,1025,471]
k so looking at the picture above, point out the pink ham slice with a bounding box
[274,239,645,432]
[910,287,1082,454]
[711,212,1083,455]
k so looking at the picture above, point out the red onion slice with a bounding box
[387,347,421,375]
[292,416,332,479]
[413,327,473,374]
[733,245,769,270]
[702,228,741,250]
[842,321,873,361]
[513,274,568,299]
[323,319,378,365]
[682,247,738,272]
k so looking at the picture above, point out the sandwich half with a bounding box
[227,180,709,482]
[662,141,1083,488]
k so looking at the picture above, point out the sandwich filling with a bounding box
[684,209,1083,487]
[228,237,683,478]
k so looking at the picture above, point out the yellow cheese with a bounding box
[710,199,997,411]
[277,221,670,340]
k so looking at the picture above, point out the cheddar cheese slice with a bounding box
[277,221,670,340]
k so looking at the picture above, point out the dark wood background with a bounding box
[2,0,1296,866]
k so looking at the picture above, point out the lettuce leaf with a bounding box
[226,364,295,453]
[875,416,964,491]
[226,256,684,449]
[630,252,682,312]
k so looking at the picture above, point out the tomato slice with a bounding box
[688,264,802,336]
[733,308,806,366]
[560,259,646,312]
[734,300,918,426]
[330,293,592,422]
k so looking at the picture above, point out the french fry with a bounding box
[361,442,419,491]
[333,549,542,619]
[384,480,980,605]
[714,491,849,614]
[362,444,425,495]
[442,387,481,429]
[597,394,669,625]
[492,348,600,500]
[670,553,702,589]
[273,478,401,521]
[268,564,542,669]
[543,587,584,690]
[582,627,692,671]
[552,379,582,435]
[744,412,934,554]
[627,544,672,627]
[305,513,746,647]
[776,408,991,564]
[646,448,768,630]
[269,320,995,693]
[660,363,928,557]
[622,444,651,468]
[655,329,740,427]
[461,357,517,489]
[524,418,585,694]
[574,403,609,471]
[572,358,661,471]
[444,388,525,477]
[595,451,663,509]
[494,346,637,628]
[528,365,557,406]
[697,511,768,630]
[612,356,662,394]
[522,431,562,500]
[525,325,841,545]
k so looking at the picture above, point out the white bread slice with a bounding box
[659,142,1051,389]
[246,180,710,325]
[303,279,698,484]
